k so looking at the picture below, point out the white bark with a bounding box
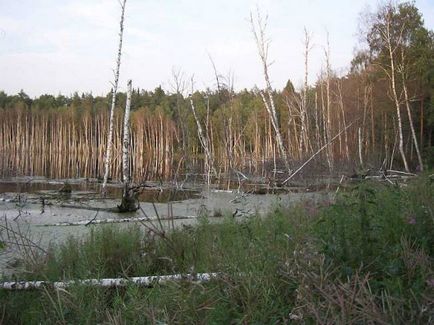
[381,9,409,172]
[337,81,350,161]
[36,215,198,227]
[122,80,132,184]
[400,53,423,171]
[358,127,364,167]
[250,11,291,173]
[103,0,127,190]
[0,273,219,290]
[282,120,358,185]
[188,89,216,179]
[300,27,312,154]
[324,33,333,170]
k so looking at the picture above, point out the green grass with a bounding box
[1,175,433,324]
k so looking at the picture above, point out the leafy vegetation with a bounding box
[1,175,433,324]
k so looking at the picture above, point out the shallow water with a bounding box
[0,177,331,276]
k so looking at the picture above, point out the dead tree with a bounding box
[250,10,291,174]
[323,32,334,171]
[300,27,313,155]
[118,80,138,212]
[188,77,216,183]
[103,0,127,191]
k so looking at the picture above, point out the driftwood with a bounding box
[0,272,219,290]
[36,215,198,227]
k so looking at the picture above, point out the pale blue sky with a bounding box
[0,0,433,97]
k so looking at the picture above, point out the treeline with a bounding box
[0,1,433,181]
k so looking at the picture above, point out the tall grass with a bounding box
[1,176,433,324]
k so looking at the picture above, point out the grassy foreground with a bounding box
[1,177,433,324]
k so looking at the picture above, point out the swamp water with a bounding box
[0,177,331,276]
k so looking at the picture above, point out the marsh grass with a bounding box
[0,175,433,324]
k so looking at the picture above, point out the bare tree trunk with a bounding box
[382,11,409,172]
[170,68,189,175]
[400,53,423,170]
[283,120,358,185]
[314,91,321,151]
[118,80,138,212]
[358,127,364,168]
[250,10,291,174]
[324,33,334,171]
[300,27,312,155]
[103,0,127,191]
[337,80,350,161]
[188,80,216,182]
[122,80,132,184]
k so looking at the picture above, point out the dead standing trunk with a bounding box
[102,0,127,191]
[300,27,312,155]
[250,10,291,174]
[188,81,216,183]
[118,80,138,212]
[324,33,334,171]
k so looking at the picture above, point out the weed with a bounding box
[0,175,433,323]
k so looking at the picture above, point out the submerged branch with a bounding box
[36,215,198,227]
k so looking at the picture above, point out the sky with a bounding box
[0,0,433,98]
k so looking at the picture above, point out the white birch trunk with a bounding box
[324,34,333,170]
[283,120,357,185]
[358,127,364,167]
[36,215,198,227]
[102,0,127,190]
[188,95,215,179]
[0,273,218,290]
[122,80,132,184]
[400,51,423,171]
[337,81,350,161]
[300,27,311,155]
[250,11,291,173]
[384,13,409,172]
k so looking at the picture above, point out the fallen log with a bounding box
[386,169,417,176]
[0,272,219,290]
[282,120,358,185]
[36,215,198,227]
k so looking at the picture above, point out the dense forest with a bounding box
[0,1,433,182]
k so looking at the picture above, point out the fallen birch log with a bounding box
[386,170,417,176]
[282,120,358,185]
[36,215,198,227]
[0,272,219,290]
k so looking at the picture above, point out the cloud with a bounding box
[0,0,432,96]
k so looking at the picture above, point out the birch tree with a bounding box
[118,79,138,212]
[122,80,132,185]
[323,32,334,170]
[399,35,423,171]
[382,8,409,172]
[103,0,127,190]
[300,27,312,155]
[188,77,216,183]
[250,10,291,174]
